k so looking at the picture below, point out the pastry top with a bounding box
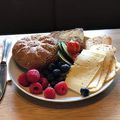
[12,35,58,69]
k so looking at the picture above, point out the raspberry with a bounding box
[44,87,56,99]
[29,82,43,94]
[27,69,40,83]
[18,73,29,87]
[40,77,49,90]
[54,81,68,95]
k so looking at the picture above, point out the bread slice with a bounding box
[50,28,85,48]
[85,36,112,49]
[50,28,84,41]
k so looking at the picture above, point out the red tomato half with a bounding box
[67,40,80,55]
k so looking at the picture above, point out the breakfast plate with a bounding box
[8,56,114,103]
[8,28,120,103]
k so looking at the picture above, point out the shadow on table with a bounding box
[15,77,118,109]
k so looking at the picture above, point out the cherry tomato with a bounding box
[67,40,80,55]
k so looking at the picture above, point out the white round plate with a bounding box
[8,56,114,103]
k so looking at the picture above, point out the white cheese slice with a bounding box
[105,56,116,82]
[88,66,102,89]
[75,49,105,66]
[89,61,106,93]
[89,44,114,93]
[88,56,116,89]
[65,50,106,94]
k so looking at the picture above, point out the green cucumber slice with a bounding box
[58,51,72,65]
[60,42,73,63]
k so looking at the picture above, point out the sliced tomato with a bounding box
[67,40,80,55]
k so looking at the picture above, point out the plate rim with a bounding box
[8,56,114,103]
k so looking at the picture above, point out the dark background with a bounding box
[0,0,120,34]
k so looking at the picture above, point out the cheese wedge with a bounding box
[65,49,106,94]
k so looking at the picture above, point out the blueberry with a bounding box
[61,73,67,77]
[57,61,64,68]
[53,69,61,77]
[80,88,89,97]
[48,63,56,71]
[50,81,59,88]
[57,74,66,82]
[47,74,55,83]
[57,75,66,82]
[42,69,50,76]
[60,64,70,73]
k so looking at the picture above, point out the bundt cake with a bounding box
[12,35,58,69]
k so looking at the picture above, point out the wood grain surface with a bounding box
[0,29,120,120]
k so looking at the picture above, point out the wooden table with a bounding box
[0,29,120,120]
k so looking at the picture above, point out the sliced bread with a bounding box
[50,28,85,48]
[85,36,112,49]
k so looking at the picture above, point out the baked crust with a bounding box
[50,28,85,49]
[12,35,58,69]
[85,36,112,49]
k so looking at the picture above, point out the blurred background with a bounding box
[0,0,120,34]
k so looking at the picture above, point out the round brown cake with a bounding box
[12,35,58,69]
